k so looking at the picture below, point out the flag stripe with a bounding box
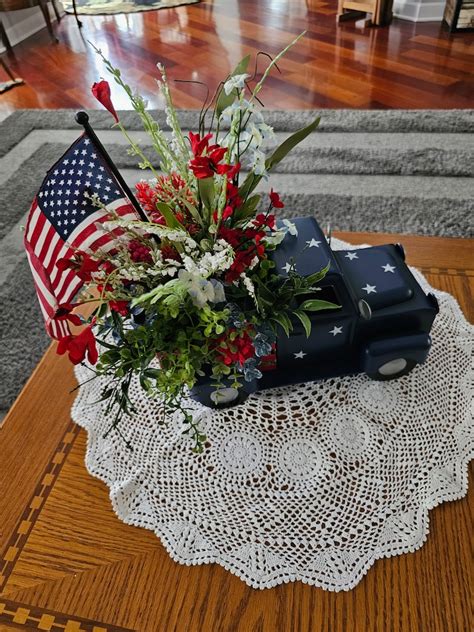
[51,207,135,299]
[24,132,141,341]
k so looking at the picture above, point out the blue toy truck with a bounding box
[191,217,439,408]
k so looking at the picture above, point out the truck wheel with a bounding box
[368,358,417,381]
[190,385,251,409]
[210,387,247,408]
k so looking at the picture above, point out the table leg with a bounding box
[72,0,83,27]
[0,19,12,51]
[38,0,59,44]
[51,0,62,23]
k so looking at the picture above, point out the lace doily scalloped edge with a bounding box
[71,411,473,591]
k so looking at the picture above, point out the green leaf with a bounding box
[97,338,119,350]
[198,177,215,211]
[156,202,184,229]
[254,277,276,303]
[216,54,251,118]
[300,299,340,312]
[293,310,312,338]
[305,261,331,286]
[239,116,321,199]
[271,312,293,337]
[267,116,321,170]
[233,194,261,223]
[179,197,203,227]
[143,368,162,379]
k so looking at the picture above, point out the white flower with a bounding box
[248,256,259,270]
[249,149,267,177]
[241,273,260,310]
[220,101,244,125]
[263,231,286,247]
[241,273,255,297]
[282,219,298,236]
[223,73,249,95]
[178,270,216,308]
[254,121,275,140]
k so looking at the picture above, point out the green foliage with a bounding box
[197,177,215,214]
[299,299,340,312]
[155,202,185,229]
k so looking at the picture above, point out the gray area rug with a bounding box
[0,108,473,419]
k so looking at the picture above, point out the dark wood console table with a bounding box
[0,0,81,52]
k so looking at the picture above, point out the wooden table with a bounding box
[1,232,472,632]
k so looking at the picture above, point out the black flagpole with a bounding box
[75,111,149,223]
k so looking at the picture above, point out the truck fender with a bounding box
[394,243,406,261]
[427,292,440,314]
[363,333,432,375]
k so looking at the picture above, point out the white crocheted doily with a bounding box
[71,239,474,591]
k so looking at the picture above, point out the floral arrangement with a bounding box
[59,35,337,451]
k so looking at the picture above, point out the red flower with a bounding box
[160,244,181,262]
[225,248,256,282]
[102,261,116,275]
[189,132,213,157]
[135,175,197,226]
[97,283,113,294]
[218,225,243,248]
[269,189,284,208]
[57,253,101,282]
[109,300,129,316]
[212,205,234,224]
[216,328,255,366]
[226,162,241,181]
[190,153,231,179]
[254,232,265,257]
[254,213,276,230]
[188,132,233,180]
[128,239,153,264]
[57,325,98,365]
[135,180,160,213]
[226,182,242,208]
[91,80,119,123]
[53,303,82,327]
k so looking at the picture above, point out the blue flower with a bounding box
[226,303,246,328]
[254,333,272,357]
[242,358,262,382]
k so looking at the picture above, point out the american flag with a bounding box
[24,133,140,340]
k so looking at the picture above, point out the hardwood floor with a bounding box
[0,1,473,111]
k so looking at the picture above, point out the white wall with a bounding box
[0,2,64,54]
[393,0,446,21]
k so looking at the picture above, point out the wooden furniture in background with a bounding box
[337,0,393,26]
[444,0,474,31]
[0,0,59,50]
[0,0,473,112]
[0,231,472,632]
[0,0,82,52]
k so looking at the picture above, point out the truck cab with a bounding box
[261,217,438,389]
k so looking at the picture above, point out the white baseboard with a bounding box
[393,0,446,21]
[0,2,65,54]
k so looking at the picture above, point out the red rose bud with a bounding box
[91,80,119,123]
